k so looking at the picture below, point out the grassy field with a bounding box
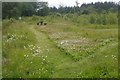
[2,15,118,78]
[0,21,2,79]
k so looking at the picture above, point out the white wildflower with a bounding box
[46,49,49,52]
[33,47,35,50]
[43,58,45,61]
[26,55,28,57]
[23,46,26,49]
[32,54,35,56]
[7,40,9,42]
[36,49,39,53]
[24,55,26,57]
[60,41,64,45]
[30,48,32,51]
[105,56,107,58]
[19,17,22,20]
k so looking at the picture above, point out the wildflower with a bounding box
[33,47,35,50]
[51,70,54,73]
[73,48,75,50]
[19,17,22,20]
[24,55,26,57]
[36,49,39,53]
[46,49,49,52]
[12,35,14,37]
[43,58,45,61]
[30,48,32,51]
[33,73,34,75]
[60,41,64,45]
[7,33,10,35]
[23,46,26,49]
[32,54,35,56]
[24,54,28,57]
[9,38,12,40]
[6,40,9,42]
[79,72,82,75]
[41,68,44,70]
[112,55,114,57]
[105,56,107,58]
[112,55,116,59]
[26,55,29,57]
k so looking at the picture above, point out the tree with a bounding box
[2,2,19,19]
[36,2,49,16]
[2,2,38,19]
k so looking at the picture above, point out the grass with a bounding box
[0,37,1,72]
[2,15,118,78]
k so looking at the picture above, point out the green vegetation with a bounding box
[2,1,118,78]
[2,2,118,19]
[2,14,118,78]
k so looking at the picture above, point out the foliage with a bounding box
[2,2,118,19]
[2,14,118,78]
[2,1,118,78]
[89,12,118,25]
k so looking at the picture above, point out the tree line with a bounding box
[2,1,118,19]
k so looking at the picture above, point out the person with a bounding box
[40,21,43,25]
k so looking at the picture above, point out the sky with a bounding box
[38,0,119,8]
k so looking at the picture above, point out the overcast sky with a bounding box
[38,0,119,8]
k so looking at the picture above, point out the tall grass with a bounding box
[2,13,118,78]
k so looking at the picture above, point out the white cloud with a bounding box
[38,0,119,8]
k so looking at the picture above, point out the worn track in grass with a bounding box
[29,25,76,77]
[29,25,118,78]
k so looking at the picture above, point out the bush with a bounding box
[32,15,39,21]
[89,14,96,24]
[89,12,117,25]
